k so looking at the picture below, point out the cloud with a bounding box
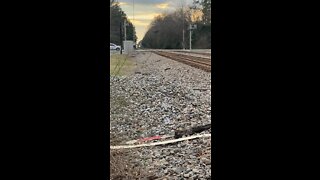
[118,2,128,6]
[156,3,169,9]
[118,0,167,5]
[127,13,161,21]
[130,19,150,26]
[118,0,194,7]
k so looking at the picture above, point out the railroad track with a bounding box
[173,50,211,57]
[153,51,211,72]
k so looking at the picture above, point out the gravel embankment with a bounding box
[110,52,211,179]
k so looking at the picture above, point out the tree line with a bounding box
[141,0,211,49]
[110,0,137,46]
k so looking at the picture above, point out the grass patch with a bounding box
[114,96,129,107]
[110,54,135,76]
[110,95,130,114]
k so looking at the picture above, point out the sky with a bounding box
[118,0,194,42]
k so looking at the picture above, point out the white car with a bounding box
[110,43,121,51]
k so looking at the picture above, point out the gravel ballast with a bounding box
[110,51,211,179]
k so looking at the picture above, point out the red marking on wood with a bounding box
[138,136,162,142]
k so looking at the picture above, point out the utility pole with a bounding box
[189,25,192,50]
[120,21,123,54]
[182,0,185,50]
[133,0,135,41]
[189,24,197,50]
[133,0,136,48]
[183,26,185,50]
[124,20,127,41]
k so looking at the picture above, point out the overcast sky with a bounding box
[118,0,194,42]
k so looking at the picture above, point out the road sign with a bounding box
[189,24,197,30]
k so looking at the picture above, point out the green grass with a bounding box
[110,54,135,76]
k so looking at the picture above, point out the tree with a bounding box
[193,0,211,24]
[191,0,211,48]
[141,1,211,49]
[142,12,187,49]
[110,0,137,45]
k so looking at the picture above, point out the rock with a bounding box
[172,167,183,174]
[192,168,200,174]
[170,150,175,155]
[164,151,170,156]
[201,158,211,165]
[185,168,192,174]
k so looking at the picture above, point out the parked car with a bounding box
[110,43,121,51]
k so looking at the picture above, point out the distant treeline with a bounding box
[110,0,137,46]
[141,0,211,49]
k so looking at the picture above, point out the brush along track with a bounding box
[153,51,211,72]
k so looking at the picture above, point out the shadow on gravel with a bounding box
[110,150,157,180]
